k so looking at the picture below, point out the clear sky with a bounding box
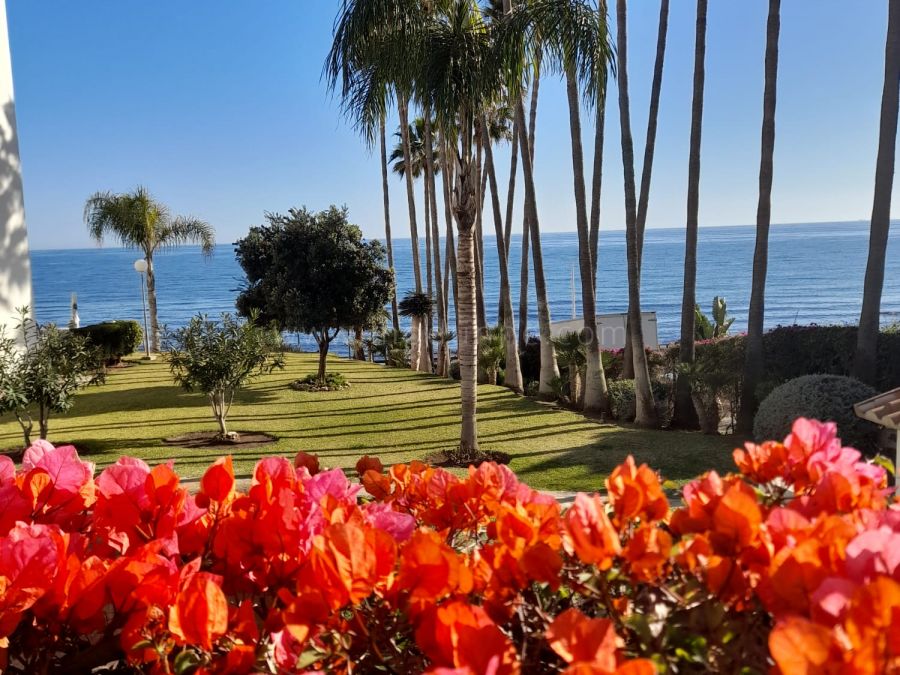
[6,0,897,250]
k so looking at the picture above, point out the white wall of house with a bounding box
[0,0,32,339]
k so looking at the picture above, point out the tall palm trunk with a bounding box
[739,0,780,434]
[589,4,608,290]
[145,255,159,352]
[516,99,559,396]
[504,117,519,261]
[565,65,609,414]
[674,0,705,430]
[399,98,423,293]
[854,0,900,386]
[474,141,488,333]
[441,131,459,326]
[518,68,541,354]
[453,141,480,452]
[623,0,668,380]
[422,168,435,373]
[380,119,400,332]
[424,113,448,377]
[616,0,658,428]
[482,120,524,393]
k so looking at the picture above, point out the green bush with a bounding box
[290,372,349,391]
[608,379,636,422]
[753,374,880,456]
[74,321,143,365]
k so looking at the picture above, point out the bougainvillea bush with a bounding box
[0,419,896,674]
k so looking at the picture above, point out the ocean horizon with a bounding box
[27,220,900,353]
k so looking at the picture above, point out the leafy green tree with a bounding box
[235,206,394,384]
[0,309,104,445]
[166,313,284,439]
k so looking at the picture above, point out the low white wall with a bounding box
[0,0,33,341]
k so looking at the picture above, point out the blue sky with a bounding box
[6,0,896,249]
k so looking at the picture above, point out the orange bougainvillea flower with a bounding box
[415,600,520,674]
[356,455,383,477]
[769,616,837,675]
[546,608,619,671]
[563,493,621,569]
[733,440,789,484]
[199,455,235,505]
[605,456,668,528]
[546,608,656,675]
[168,564,229,650]
[396,530,473,615]
[300,518,396,610]
[623,524,672,583]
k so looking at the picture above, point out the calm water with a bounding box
[30,221,900,352]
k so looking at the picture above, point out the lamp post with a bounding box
[133,258,151,358]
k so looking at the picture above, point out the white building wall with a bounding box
[0,0,32,338]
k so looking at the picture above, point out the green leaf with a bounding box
[872,454,896,476]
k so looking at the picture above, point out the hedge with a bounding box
[74,320,143,365]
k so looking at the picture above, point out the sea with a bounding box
[29,221,900,353]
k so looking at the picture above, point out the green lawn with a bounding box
[0,354,742,491]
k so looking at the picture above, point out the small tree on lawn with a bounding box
[166,313,284,440]
[235,206,393,384]
[0,309,104,445]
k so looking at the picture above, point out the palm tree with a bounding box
[552,331,587,406]
[84,186,214,352]
[854,0,900,386]
[589,4,608,291]
[478,325,506,385]
[380,118,401,332]
[615,0,657,427]
[535,0,614,414]
[423,112,448,377]
[673,0,705,430]
[390,116,442,372]
[738,0,780,433]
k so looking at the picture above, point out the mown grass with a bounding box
[0,353,742,491]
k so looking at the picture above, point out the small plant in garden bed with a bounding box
[424,445,512,468]
[289,372,350,391]
[165,312,284,440]
[0,419,895,673]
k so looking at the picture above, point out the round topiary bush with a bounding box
[753,374,880,456]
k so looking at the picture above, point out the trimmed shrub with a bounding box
[519,336,541,384]
[74,320,143,365]
[753,374,880,456]
[290,372,349,392]
[608,379,636,421]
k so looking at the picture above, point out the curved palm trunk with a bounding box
[399,98,423,294]
[616,0,658,428]
[380,119,400,332]
[854,0,900,386]
[674,0,705,430]
[623,0,668,381]
[145,255,159,352]
[482,120,523,394]
[739,0,780,434]
[503,117,519,261]
[565,66,609,414]
[424,114,448,377]
[515,100,559,396]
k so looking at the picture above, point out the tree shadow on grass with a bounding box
[512,429,740,486]
[61,386,282,419]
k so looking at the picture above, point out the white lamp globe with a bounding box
[133,259,148,274]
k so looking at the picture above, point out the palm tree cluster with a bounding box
[328,0,900,450]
